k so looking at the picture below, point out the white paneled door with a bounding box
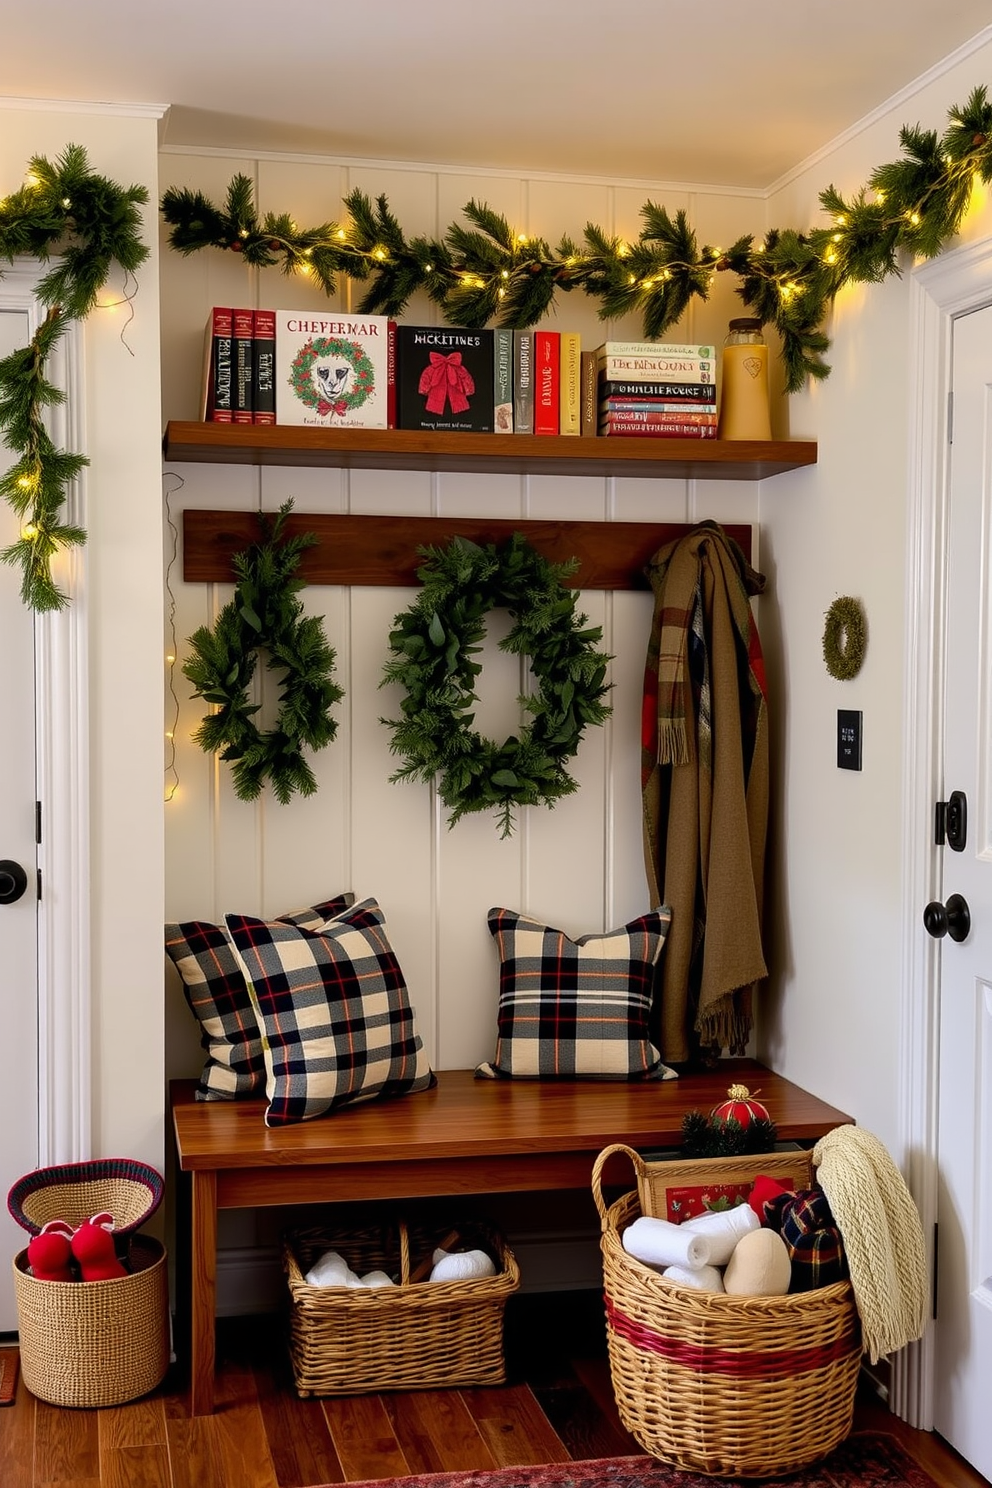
[930,303,992,1480]
[0,302,39,1332]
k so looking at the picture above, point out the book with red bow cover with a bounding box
[395,325,495,433]
[275,311,392,428]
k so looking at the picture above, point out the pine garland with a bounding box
[160,85,992,395]
[0,145,149,610]
[380,533,613,837]
[183,502,343,803]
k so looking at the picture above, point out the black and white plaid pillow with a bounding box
[224,898,435,1126]
[165,893,355,1099]
[477,906,675,1080]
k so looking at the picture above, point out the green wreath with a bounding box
[380,533,613,837]
[822,595,868,680]
[289,336,376,415]
[183,502,343,803]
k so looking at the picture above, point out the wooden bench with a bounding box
[170,1057,853,1415]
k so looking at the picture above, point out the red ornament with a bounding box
[230,240,243,252]
[710,1083,770,1130]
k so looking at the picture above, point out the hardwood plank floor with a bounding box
[0,1293,987,1488]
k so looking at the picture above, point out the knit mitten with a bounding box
[71,1212,127,1281]
[27,1219,75,1282]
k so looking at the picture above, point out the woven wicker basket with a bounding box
[592,1145,862,1479]
[13,1236,170,1408]
[7,1158,164,1238]
[283,1218,520,1396]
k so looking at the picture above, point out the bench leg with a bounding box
[190,1170,218,1416]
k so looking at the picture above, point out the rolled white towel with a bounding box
[659,1263,725,1293]
[622,1215,713,1271]
[360,1269,397,1288]
[304,1249,362,1288]
[429,1248,497,1282]
[680,1203,760,1266]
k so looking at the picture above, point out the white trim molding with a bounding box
[897,232,992,1427]
[1,261,92,1165]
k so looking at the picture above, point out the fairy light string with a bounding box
[0,144,149,611]
[161,84,992,395]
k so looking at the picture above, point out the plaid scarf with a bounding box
[641,521,769,1060]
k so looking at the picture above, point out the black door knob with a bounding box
[0,859,28,905]
[923,892,971,943]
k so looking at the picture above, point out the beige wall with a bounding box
[0,105,165,1167]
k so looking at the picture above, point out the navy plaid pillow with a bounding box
[477,906,675,1080]
[166,893,354,1100]
[225,898,435,1126]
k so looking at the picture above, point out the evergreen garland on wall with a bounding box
[0,145,149,610]
[161,85,992,395]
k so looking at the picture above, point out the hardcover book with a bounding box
[275,312,392,428]
[598,355,716,381]
[232,308,255,424]
[559,331,581,436]
[599,379,717,403]
[395,325,495,433]
[600,400,718,416]
[598,420,717,438]
[599,410,718,428]
[533,329,560,436]
[494,329,514,433]
[595,340,717,359]
[202,307,233,422]
[580,350,598,436]
[513,331,534,434]
[252,309,276,425]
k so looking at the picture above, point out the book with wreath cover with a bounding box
[275,312,392,428]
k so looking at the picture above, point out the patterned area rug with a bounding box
[318,1435,942,1488]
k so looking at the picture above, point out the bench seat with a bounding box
[171,1057,853,1414]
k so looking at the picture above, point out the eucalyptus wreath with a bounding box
[822,595,867,680]
[183,502,343,803]
[0,144,149,610]
[380,533,613,837]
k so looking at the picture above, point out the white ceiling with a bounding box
[3,3,992,188]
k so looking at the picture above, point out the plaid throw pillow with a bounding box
[224,898,435,1126]
[477,906,675,1080]
[166,893,354,1100]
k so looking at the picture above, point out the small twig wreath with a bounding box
[380,533,613,837]
[822,595,867,680]
[183,502,343,803]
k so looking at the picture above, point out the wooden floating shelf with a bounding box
[183,511,753,590]
[164,420,816,482]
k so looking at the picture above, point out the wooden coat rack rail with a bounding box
[182,511,753,590]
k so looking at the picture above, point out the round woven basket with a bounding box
[13,1236,169,1408]
[599,1188,861,1478]
[7,1159,163,1238]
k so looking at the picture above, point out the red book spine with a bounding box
[602,410,718,426]
[231,307,254,423]
[252,309,276,425]
[599,421,717,438]
[533,330,560,435]
[207,307,233,422]
[387,320,396,430]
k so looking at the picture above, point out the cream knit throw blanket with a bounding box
[813,1125,928,1364]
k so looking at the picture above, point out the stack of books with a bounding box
[202,307,276,425]
[596,341,718,439]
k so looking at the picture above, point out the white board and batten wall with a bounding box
[160,151,763,1290]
